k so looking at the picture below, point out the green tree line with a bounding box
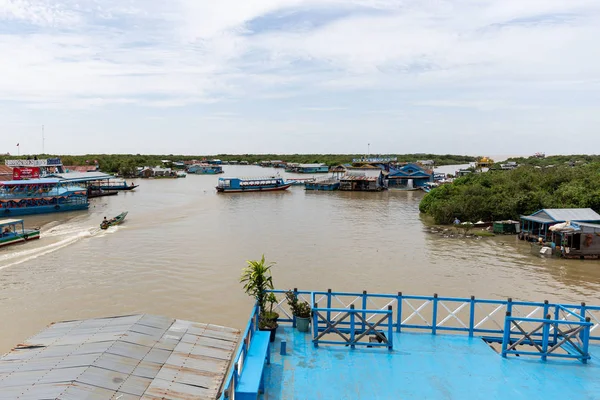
[1,153,476,175]
[420,164,600,224]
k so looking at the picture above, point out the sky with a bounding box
[1,0,599,156]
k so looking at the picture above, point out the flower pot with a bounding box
[259,323,278,342]
[296,316,310,333]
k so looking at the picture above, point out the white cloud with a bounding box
[1,0,600,154]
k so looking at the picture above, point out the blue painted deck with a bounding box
[263,327,600,399]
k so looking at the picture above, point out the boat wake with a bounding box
[0,224,121,270]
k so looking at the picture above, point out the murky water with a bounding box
[1,165,600,352]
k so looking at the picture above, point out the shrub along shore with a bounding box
[420,160,600,225]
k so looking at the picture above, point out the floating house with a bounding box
[520,208,600,242]
[286,163,329,173]
[417,159,435,167]
[455,169,472,177]
[548,222,600,259]
[188,164,224,175]
[386,163,433,190]
[501,161,519,170]
[139,166,176,178]
[339,171,386,191]
[0,314,240,399]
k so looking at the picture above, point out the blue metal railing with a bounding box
[311,305,394,350]
[501,313,593,363]
[266,290,600,343]
[219,304,260,399]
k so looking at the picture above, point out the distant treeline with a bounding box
[0,153,476,175]
[420,163,600,224]
[493,154,600,168]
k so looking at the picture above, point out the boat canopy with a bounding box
[0,178,61,186]
[0,219,24,226]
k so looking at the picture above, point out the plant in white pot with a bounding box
[286,290,312,333]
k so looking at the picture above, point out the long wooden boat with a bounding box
[0,179,89,216]
[0,219,40,248]
[216,177,291,193]
[100,212,128,230]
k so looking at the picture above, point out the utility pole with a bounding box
[42,125,45,154]
[368,143,370,158]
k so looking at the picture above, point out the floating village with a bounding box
[1,154,600,399]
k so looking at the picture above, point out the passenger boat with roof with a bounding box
[0,219,40,248]
[216,176,291,193]
[0,178,89,216]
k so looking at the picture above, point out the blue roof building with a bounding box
[386,163,433,190]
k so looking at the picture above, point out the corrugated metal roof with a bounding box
[542,208,600,221]
[0,314,240,399]
[45,172,114,182]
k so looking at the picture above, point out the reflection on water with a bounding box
[1,165,600,352]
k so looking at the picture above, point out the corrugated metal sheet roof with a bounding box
[45,172,114,182]
[0,314,240,399]
[537,208,600,222]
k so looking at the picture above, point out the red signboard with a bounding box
[13,167,41,180]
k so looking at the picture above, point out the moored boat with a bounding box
[305,177,340,191]
[216,177,291,193]
[100,211,128,229]
[0,179,89,216]
[0,219,40,248]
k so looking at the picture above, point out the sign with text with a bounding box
[5,158,62,167]
[13,167,41,180]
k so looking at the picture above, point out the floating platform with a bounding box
[221,290,600,400]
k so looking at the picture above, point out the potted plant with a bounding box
[286,290,312,333]
[241,255,278,342]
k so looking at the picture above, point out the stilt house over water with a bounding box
[520,208,600,243]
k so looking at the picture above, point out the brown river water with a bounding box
[1,165,600,353]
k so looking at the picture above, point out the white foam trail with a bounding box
[0,225,120,270]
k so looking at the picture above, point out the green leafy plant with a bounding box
[240,255,274,315]
[285,290,312,318]
[262,292,280,322]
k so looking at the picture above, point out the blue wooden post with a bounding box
[313,302,319,348]
[501,311,511,358]
[541,313,550,361]
[326,289,332,325]
[542,300,549,348]
[396,292,402,333]
[469,296,475,337]
[293,288,298,328]
[432,294,438,335]
[387,305,393,350]
[362,291,367,333]
[582,317,591,364]
[553,304,559,345]
[350,305,355,349]
[280,340,287,356]
[580,302,587,342]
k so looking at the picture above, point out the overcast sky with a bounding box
[1,0,599,156]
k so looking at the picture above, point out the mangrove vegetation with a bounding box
[420,163,600,224]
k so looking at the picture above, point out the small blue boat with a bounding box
[216,177,291,193]
[305,178,340,191]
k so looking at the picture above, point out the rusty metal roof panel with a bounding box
[106,340,152,361]
[59,382,118,399]
[92,352,140,375]
[117,374,153,396]
[0,383,66,399]
[0,314,240,399]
